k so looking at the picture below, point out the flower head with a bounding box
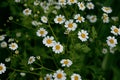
[0,63,6,74]
[78,2,86,11]
[60,59,72,67]
[67,0,77,5]
[54,15,65,24]
[102,13,109,23]
[23,8,32,16]
[52,42,63,54]
[9,42,18,50]
[78,30,89,42]
[86,2,94,10]
[111,25,120,35]
[102,7,112,14]
[74,14,85,23]
[43,36,55,47]
[106,36,117,48]
[71,73,82,80]
[36,28,48,37]
[28,56,35,64]
[41,16,48,23]
[53,69,66,80]
[44,74,53,80]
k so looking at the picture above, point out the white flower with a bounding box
[8,38,14,42]
[0,63,6,74]
[102,13,109,23]
[28,56,35,64]
[67,0,77,5]
[52,42,63,54]
[87,15,97,23]
[102,48,108,54]
[0,41,7,48]
[34,0,40,6]
[8,16,13,20]
[54,15,65,24]
[5,57,11,62]
[20,72,26,77]
[43,36,55,47]
[78,30,89,42]
[86,2,94,10]
[78,2,86,11]
[71,73,82,80]
[32,21,42,26]
[36,28,48,37]
[74,14,85,23]
[65,19,77,31]
[111,25,120,35]
[106,36,117,48]
[60,59,72,67]
[44,74,53,80]
[41,16,48,23]
[111,17,119,22]
[23,8,32,16]
[0,35,5,41]
[53,69,66,80]
[102,7,112,14]
[9,42,18,50]
[15,0,20,3]
[109,47,115,54]
[58,0,67,5]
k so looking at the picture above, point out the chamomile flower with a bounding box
[78,30,89,42]
[36,28,48,37]
[41,16,48,23]
[54,15,65,24]
[65,19,77,31]
[71,73,82,80]
[102,13,109,23]
[23,8,32,16]
[58,0,67,5]
[0,63,6,74]
[34,0,40,6]
[86,2,94,10]
[44,74,53,80]
[60,59,72,67]
[43,36,55,47]
[87,15,97,23]
[0,35,5,41]
[111,25,120,35]
[74,14,85,23]
[102,7,112,14]
[106,36,117,48]
[78,2,86,11]
[67,0,77,5]
[9,42,18,50]
[28,56,35,64]
[0,41,7,48]
[52,42,63,54]
[53,69,66,80]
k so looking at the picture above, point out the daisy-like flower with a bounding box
[28,56,35,64]
[58,0,66,5]
[60,59,72,67]
[43,36,55,47]
[71,73,82,80]
[102,48,108,54]
[52,42,63,54]
[34,0,40,6]
[78,2,86,11]
[53,69,66,80]
[102,7,112,14]
[86,2,94,10]
[54,15,65,24]
[9,42,18,50]
[23,8,32,16]
[74,14,85,23]
[111,25,120,35]
[0,63,6,74]
[41,16,48,23]
[87,15,97,23]
[36,28,48,37]
[0,41,7,48]
[111,17,119,22]
[65,19,77,31]
[0,35,5,41]
[67,0,77,5]
[106,36,117,48]
[78,30,89,42]
[44,74,53,80]
[102,13,109,23]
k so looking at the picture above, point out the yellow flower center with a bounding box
[40,30,44,35]
[70,0,75,3]
[60,0,65,3]
[11,44,15,48]
[68,23,73,28]
[74,76,79,80]
[57,17,62,22]
[114,28,119,33]
[109,39,114,44]
[105,7,110,11]
[80,4,84,8]
[46,39,52,44]
[81,33,86,38]
[29,58,33,62]
[46,77,50,80]
[78,16,82,21]
[57,73,63,79]
[55,45,60,50]
[64,60,68,65]
[25,9,29,13]
[0,65,3,71]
